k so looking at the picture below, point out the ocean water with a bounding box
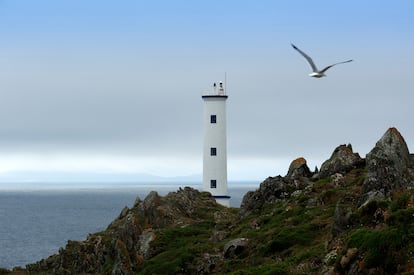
[0,182,257,269]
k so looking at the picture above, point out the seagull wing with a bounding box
[319,59,353,73]
[291,43,318,72]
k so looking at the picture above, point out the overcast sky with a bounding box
[0,1,413,183]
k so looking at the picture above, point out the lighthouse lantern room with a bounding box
[202,82,230,207]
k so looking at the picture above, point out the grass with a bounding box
[346,228,405,272]
[340,188,414,273]
[136,220,218,274]
[139,247,195,274]
[390,192,411,212]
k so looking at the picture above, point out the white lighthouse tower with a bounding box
[202,82,230,207]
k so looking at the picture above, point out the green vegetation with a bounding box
[136,221,219,274]
[347,228,404,272]
[340,188,414,273]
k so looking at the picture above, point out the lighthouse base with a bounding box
[213,195,231,207]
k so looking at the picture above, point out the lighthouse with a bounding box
[202,82,230,207]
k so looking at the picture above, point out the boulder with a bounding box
[286,157,312,181]
[223,238,249,258]
[286,157,312,189]
[319,144,364,178]
[358,128,414,206]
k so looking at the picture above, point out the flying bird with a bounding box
[291,43,353,78]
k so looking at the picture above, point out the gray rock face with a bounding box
[319,144,364,178]
[286,157,312,181]
[239,176,287,217]
[139,229,156,259]
[286,157,312,189]
[358,127,414,206]
[332,201,352,238]
[239,158,314,217]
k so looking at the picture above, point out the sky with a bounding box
[0,1,413,183]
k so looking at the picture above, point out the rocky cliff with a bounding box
[3,127,414,274]
[23,188,235,274]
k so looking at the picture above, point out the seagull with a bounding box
[291,43,353,78]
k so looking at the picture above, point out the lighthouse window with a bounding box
[210,147,217,156]
[210,115,216,123]
[210,180,217,188]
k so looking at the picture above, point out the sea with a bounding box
[0,182,258,270]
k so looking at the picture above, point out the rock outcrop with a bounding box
[319,144,364,179]
[286,157,312,181]
[239,175,288,217]
[239,157,312,217]
[358,127,414,206]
